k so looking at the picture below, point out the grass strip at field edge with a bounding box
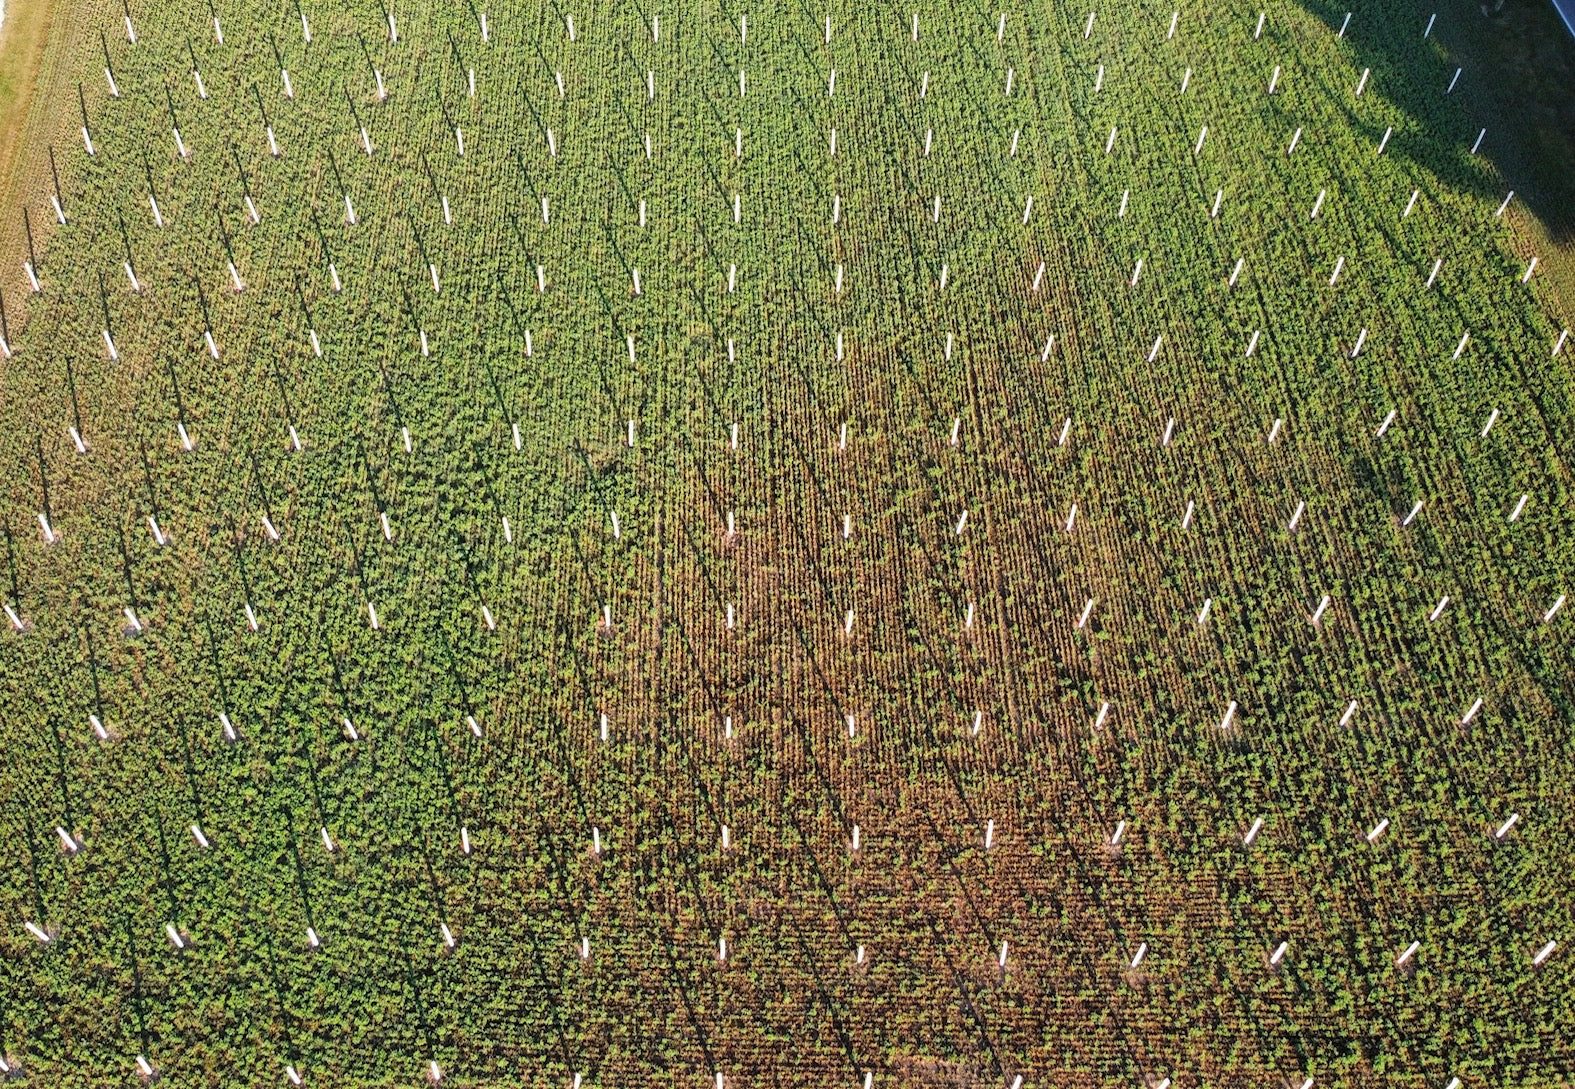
[0,0,81,307]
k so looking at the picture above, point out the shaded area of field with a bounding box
[1296,0,1575,313]
[1440,0,1575,312]
[1440,1,1575,245]
[1294,0,1575,318]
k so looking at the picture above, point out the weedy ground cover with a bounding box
[0,0,1571,1086]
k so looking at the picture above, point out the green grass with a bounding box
[0,0,1572,1086]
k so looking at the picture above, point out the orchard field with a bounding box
[0,0,1572,1085]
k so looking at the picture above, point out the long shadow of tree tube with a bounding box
[783,913,863,1081]
[653,917,718,1078]
[120,913,152,1061]
[781,807,852,943]
[46,719,76,832]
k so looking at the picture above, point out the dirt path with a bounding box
[0,0,57,203]
[0,0,80,310]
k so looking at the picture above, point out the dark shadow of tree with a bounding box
[1298,0,1575,244]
